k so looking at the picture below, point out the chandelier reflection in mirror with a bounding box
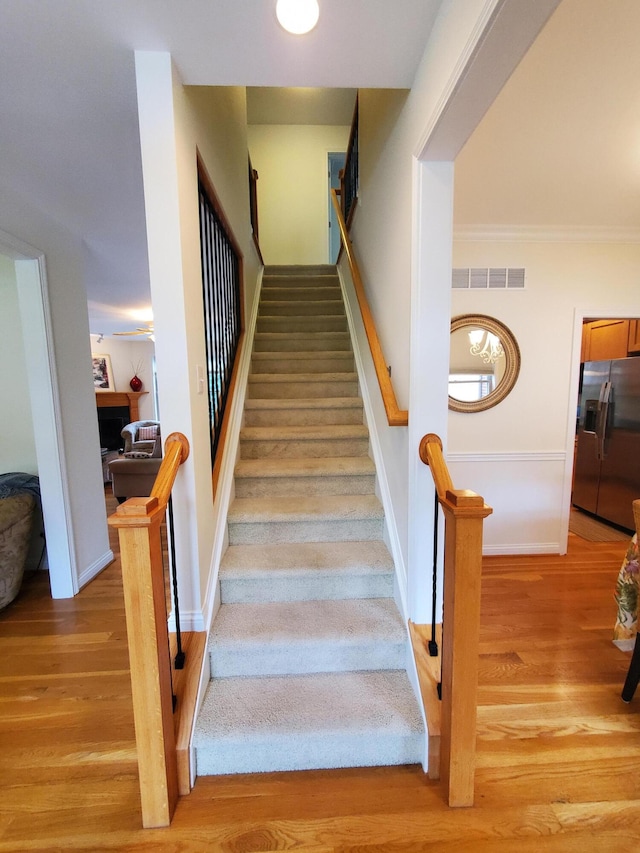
[468,329,504,364]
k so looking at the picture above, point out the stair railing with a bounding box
[198,156,244,491]
[108,432,190,829]
[417,432,492,807]
[340,95,359,226]
[330,188,408,427]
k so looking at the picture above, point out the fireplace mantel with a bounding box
[95,391,148,423]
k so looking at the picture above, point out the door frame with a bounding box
[562,307,640,551]
[327,151,345,264]
[1,229,77,598]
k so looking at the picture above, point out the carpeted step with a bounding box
[227,494,385,544]
[239,424,369,459]
[251,351,355,375]
[208,598,406,677]
[219,540,395,603]
[248,371,358,399]
[261,286,341,302]
[243,397,364,427]
[257,315,348,333]
[234,456,376,498]
[259,300,345,316]
[264,264,337,279]
[253,331,352,352]
[193,669,423,775]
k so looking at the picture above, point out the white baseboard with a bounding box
[168,608,206,633]
[77,549,113,589]
[483,542,561,555]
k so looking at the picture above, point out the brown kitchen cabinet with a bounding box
[628,319,640,354]
[582,319,630,362]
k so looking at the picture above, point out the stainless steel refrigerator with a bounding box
[573,357,640,531]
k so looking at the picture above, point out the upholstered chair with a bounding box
[121,420,160,455]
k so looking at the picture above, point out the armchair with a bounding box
[121,420,160,456]
[109,421,162,503]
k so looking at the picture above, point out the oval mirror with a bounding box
[448,314,520,413]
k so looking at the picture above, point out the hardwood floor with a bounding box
[1,522,640,850]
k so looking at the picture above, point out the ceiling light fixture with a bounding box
[276,0,319,35]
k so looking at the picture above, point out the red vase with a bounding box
[129,375,143,391]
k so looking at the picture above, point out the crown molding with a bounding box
[453,225,640,244]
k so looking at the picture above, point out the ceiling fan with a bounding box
[113,324,155,340]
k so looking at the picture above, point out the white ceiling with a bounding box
[454,0,640,231]
[1,0,638,337]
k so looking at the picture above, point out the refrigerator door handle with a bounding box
[597,381,612,460]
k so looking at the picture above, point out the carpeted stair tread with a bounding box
[247,372,359,399]
[234,457,376,498]
[240,423,368,441]
[242,397,364,427]
[256,316,348,333]
[235,456,375,479]
[249,371,358,384]
[219,541,394,603]
[220,539,394,576]
[244,397,362,411]
[208,598,406,676]
[228,494,383,524]
[194,670,423,775]
[253,332,351,352]
[261,286,341,301]
[259,300,345,316]
[251,351,355,373]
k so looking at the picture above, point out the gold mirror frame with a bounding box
[448,314,521,413]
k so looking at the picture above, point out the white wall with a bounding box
[135,54,261,629]
[449,238,640,553]
[341,1,503,622]
[247,124,350,265]
[0,254,37,474]
[89,334,156,421]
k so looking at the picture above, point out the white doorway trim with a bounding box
[1,229,77,598]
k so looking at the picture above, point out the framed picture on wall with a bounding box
[92,353,114,391]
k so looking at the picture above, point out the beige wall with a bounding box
[449,239,640,551]
[0,254,37,474]
[248,124,350,265]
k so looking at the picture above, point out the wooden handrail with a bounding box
[634,499,640,537]
[330,188,408,427]
[418,433,492,808]
[108,432,190,828]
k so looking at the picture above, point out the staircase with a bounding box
[193,265,423,776]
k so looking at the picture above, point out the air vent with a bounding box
[452,268,525,289]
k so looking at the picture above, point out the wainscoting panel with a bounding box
[447,451,567,555]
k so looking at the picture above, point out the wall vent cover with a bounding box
[452,268,525,289]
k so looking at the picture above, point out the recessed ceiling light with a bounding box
[276,0,319,35]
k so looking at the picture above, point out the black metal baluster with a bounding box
[198,178,242,470]
[430,488,442,700]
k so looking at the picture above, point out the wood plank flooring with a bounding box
[1,515,640,850]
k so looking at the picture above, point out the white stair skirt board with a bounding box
[194,265,423,776]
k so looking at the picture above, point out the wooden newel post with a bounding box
[108,496,178,828]
[419,434,492,807]
[440,489,492,807]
